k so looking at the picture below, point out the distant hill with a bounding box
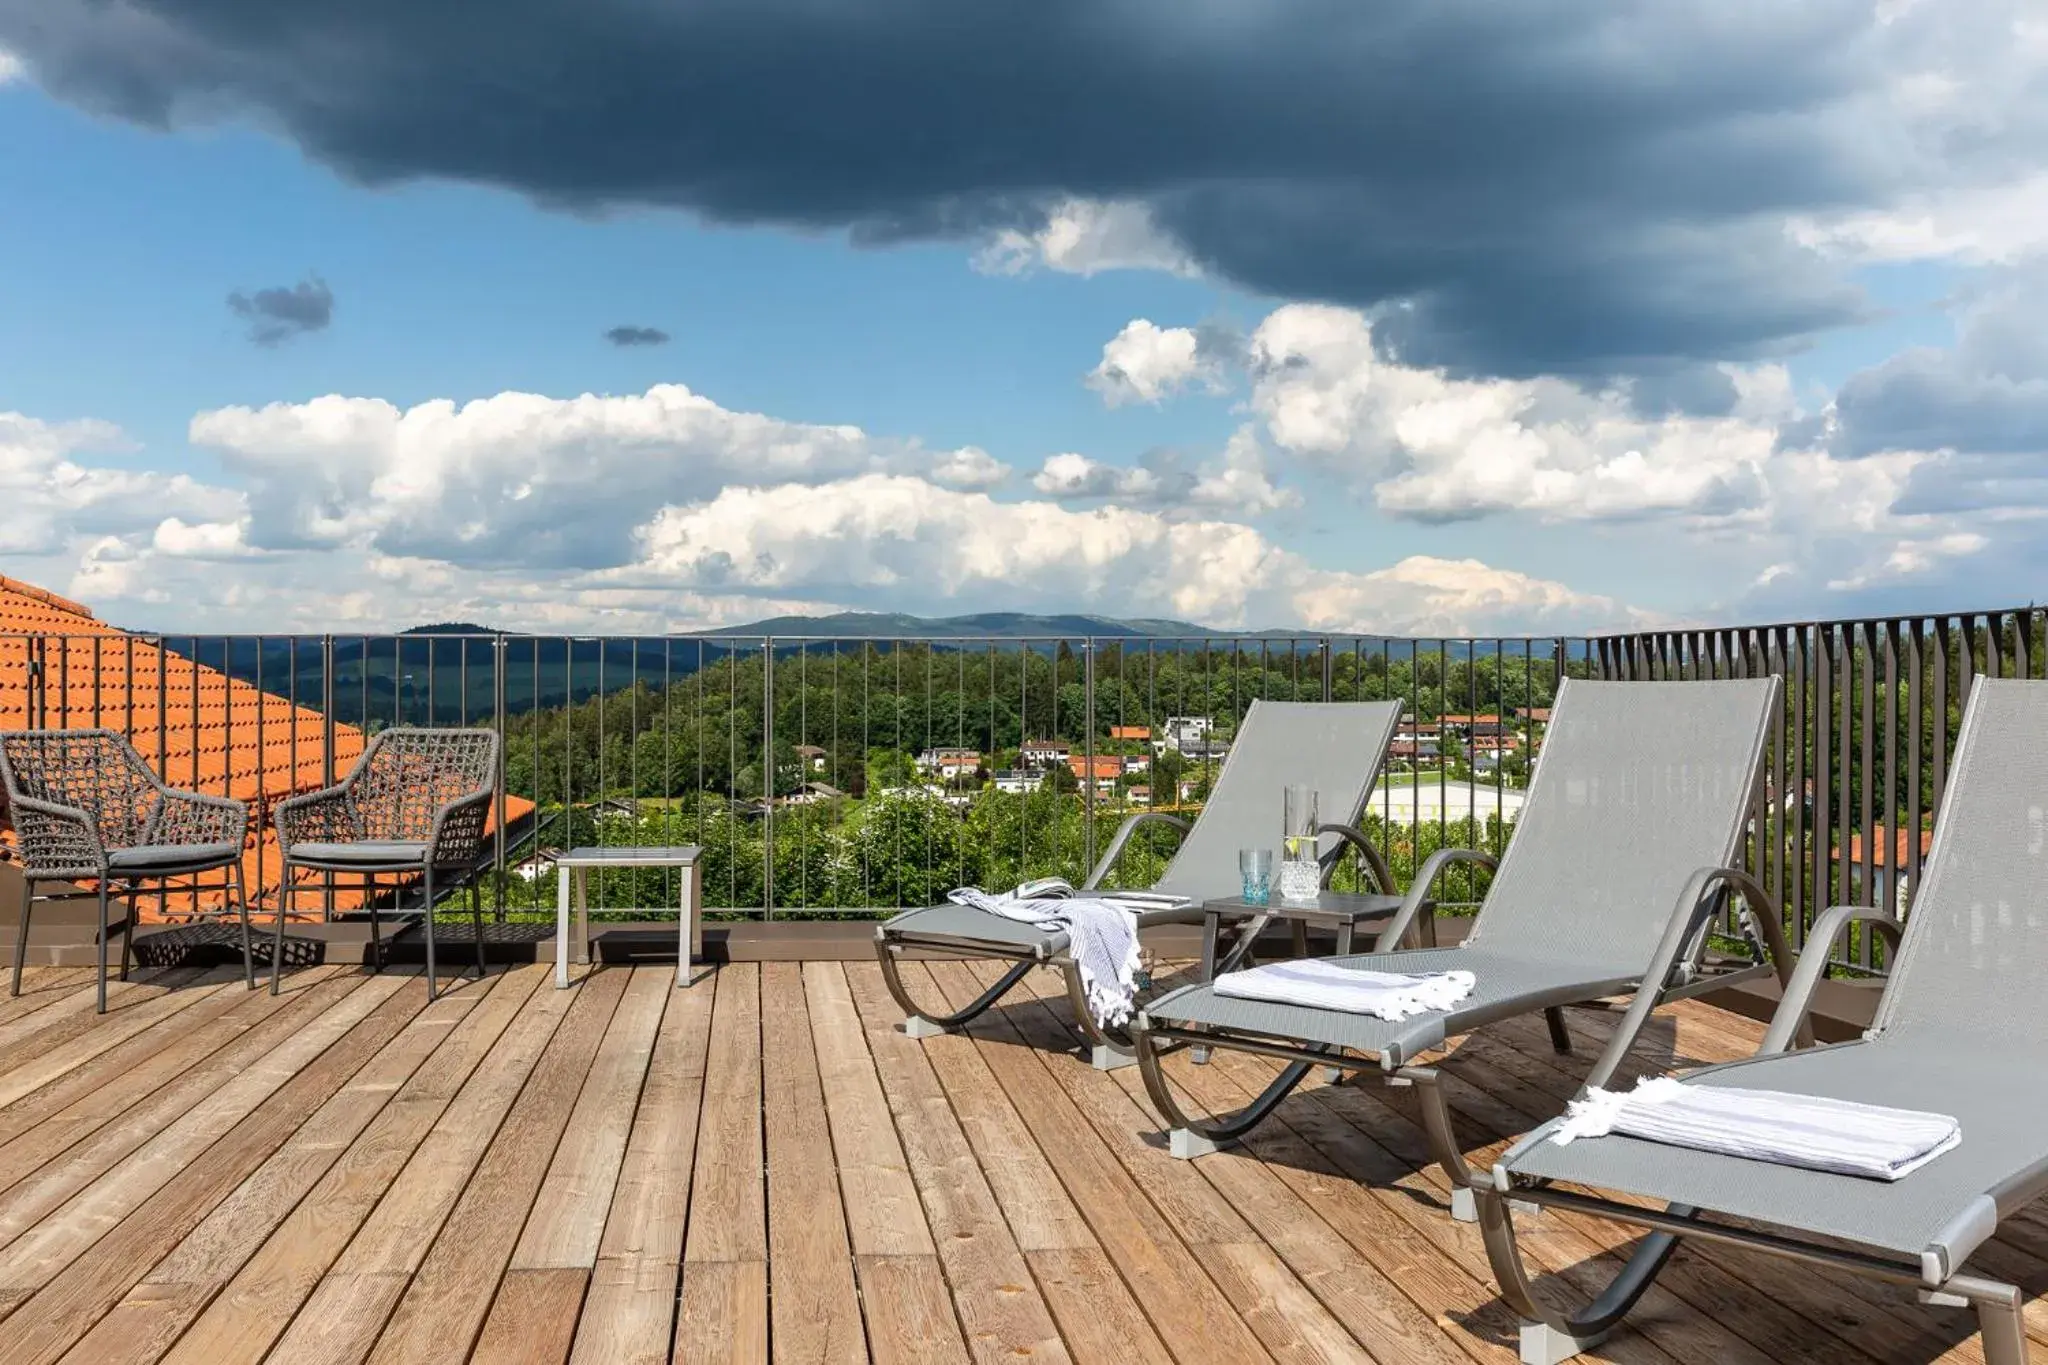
[695,610,1217,639]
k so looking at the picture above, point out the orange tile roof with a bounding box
[1109,725,1151,740]
[1831,824,1934,870]
[1066,754,1124,780]
[1,575,530,922]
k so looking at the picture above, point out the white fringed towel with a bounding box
[1211,958,1475,1021]
[946,887,1142,1028]
[1549,1075,1960,1181]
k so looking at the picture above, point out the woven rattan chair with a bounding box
[274,727,499,1001]
[0,729,253,1013]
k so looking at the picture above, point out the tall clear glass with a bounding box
[1277,784,1320,903]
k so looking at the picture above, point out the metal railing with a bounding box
[3,609,2037,973]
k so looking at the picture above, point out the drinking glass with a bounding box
[1238,848,1273,906]
[1277,784,1321,903]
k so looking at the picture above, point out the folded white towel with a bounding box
[1211,958,1475,1021]
[1549,1075,1960,1181]
[946,887,1142,1029]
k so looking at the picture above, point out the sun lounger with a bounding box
[1130,677,1800,1218]
[1482,676,2048,1364]
[875,699,1404,1068]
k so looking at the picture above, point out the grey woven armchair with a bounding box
[0,729,253,1013]
[273,727,500,1001]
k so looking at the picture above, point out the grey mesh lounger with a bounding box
[1482,676,2048,1365]
[1130,677,1801,1217]
[875,699,1404,1069]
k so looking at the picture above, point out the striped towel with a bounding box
[1549,1076,1960,1181]
[1211,958,1474,1021]
[946,887,1142,1029]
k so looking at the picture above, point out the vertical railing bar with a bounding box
[1857,622,1875,968]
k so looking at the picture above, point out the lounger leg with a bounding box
[10,877,31,997]
[1135,1025,1313,1158]
[1544,1007,1573,1054]
[1399,1064,1519,1221]
[875,939,1033,1036]
[422,867,439,1002]
[1959,1280,2029,1365]
[1477,1187,1680,1364]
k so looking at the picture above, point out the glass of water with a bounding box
[1278,784,1321,902]
[1238,848,1274,905]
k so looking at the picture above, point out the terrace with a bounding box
[1,593,2045,1363]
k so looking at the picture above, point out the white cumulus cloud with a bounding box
[1087,319,1229,407]
[975,200,1196,279]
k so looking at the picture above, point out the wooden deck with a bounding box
[0,960,2034,1365]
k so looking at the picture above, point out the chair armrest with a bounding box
[1371,847,1495,953]
[1083,811,1192,890]
[1582,864,1807,1091]
[5,794,107,876]
[428,789,496,868]
[152,789,250,848]
[275,786,358,850]
[1756,904,1903,1057]
[1316,821,1394,894]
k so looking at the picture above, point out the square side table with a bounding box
[554,845,704,988]
[1195,890,1423,980]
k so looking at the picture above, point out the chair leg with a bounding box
[272,864,292,996]
[96,883,111,1015]
[368,885,384,974]
[422,866,439,1001]
[120,886,138,982]
[232,859,255,990]
[469,878,487,980]
[12,877,34,997]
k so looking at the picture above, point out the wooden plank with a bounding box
[0,971,428,1365]
[987,964,1381,1365]
[760,962,866,1365]
[802,963,968,1365]
[0,971,393,1290]
[512,968,671,1270]
[674,1260,768,1365]
[0,965,216,1080]
[0,969,346,1217]
[0,969,98,1027]
[0,968,194,1057]
[1021,1246,1178,1365]
[0,967,343,1157]
[52,969,498,1365]
[0,970,236,1113]
[922,961,1274,1365]
[255,971,579,1365]
[362,966,633,1365]
[155,966,552,1365]
[470,1267,588,1365]
[571,974,716,1365]
[843,963,1070,1365]
[678,966,766,1363]
[802,963,936,1258]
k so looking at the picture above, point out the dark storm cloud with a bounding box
[1,1,2020,373]
[605,325,670,347]
[226,275,333,346]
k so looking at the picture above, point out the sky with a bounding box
[1,1,2045,638]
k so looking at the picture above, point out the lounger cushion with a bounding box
[1504,1041,2028,1261]
[1141,945,1642,1066]
[287,840,431,867]
[880,903,1072,955]
[107,842,241,872]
